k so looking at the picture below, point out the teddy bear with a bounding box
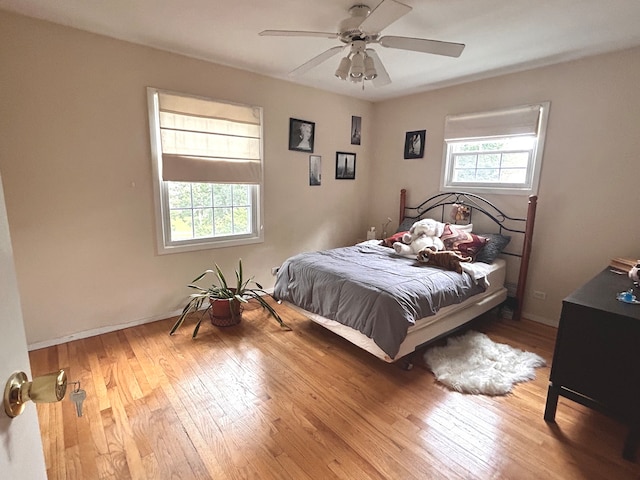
[450,203,471,223]
[416,247,472,274]
[393,218,445,256]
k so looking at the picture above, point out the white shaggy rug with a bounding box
[423,330,546,396]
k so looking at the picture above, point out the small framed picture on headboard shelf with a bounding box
[404,130,426,159]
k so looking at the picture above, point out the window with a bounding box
[147,88,263,253]
[441,102,550,195]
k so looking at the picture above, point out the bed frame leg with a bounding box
[398,357,414,371]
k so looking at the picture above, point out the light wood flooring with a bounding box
[29,300,640,479]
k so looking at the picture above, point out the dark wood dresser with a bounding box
[544,268,640,460]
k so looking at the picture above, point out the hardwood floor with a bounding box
[29,301,640,479]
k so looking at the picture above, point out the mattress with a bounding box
[274,242,490,359]
[283,258,507,363]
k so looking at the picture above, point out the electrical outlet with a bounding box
[271,266,280,276]
[533,290,547,300]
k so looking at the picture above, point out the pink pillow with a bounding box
[441,224,488,259]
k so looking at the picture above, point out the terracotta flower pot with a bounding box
[209,295,242,327]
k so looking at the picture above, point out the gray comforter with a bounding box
[273,242,486,359]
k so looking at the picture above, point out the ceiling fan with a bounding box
[259,0,465,87]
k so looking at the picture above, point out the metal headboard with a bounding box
[398,189,538,321]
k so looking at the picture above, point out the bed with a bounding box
[274,190,538,368]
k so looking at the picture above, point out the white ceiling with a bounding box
[2,0,640,102]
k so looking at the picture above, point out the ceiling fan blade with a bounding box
[289,46,344,77]
[379,35,465,57]
[358,0,412,35]
[259,30,339,39]
[365,49,391,87]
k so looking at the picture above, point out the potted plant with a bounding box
[169,259,290,338]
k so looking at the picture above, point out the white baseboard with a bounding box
[27,289,278,351]
[522,311,558,328]
[30,289,544,351]
[27,309,183,351]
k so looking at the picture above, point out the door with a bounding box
[0,173,48,478]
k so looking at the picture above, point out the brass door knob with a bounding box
[3,369,67,417]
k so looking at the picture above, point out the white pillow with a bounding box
[449,223,473,233]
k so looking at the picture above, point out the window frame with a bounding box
[147,87,264,254]
[440,102,550,196]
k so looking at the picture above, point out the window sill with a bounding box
[157,234,264,255]
[441,185,537,196]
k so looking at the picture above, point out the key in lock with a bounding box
[68,381,87,417]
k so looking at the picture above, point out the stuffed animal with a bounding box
[416,247,472,274]
[629,263,640,285]
[450,203,471,223]
[393,218,445,256]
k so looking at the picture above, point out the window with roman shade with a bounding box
[147,88,264,254]
[441,102,550,195]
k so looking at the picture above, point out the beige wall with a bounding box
[2,11,639,345]
[0,11,373,346]
[369,46,640,325]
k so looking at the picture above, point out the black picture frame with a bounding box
[404,130,426,159]
[351,115,362,145]
[335,152,356,180]
[289,118,315,152]
[309,155,321,186]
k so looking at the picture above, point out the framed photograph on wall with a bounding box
[289,118,315,152]
[309,155,321,186]
[351,115,362,145]
[335,152,356,180]
[404,130,426,159]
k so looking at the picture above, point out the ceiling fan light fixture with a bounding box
[349,52,365,78]
[335,56,351,80]
[363,55,377,80]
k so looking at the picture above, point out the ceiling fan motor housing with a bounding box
[339,4,376,43]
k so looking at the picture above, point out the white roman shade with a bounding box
[157,92,262,184]
[444,104,543,141]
